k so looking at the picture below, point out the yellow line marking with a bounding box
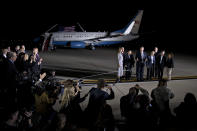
[82,76,197,84]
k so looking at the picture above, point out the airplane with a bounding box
[42,10,143,50]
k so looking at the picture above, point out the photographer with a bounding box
[17,78,35,110]
[85,79,114,127]
[1,106,33,131]
[47,70,57,81]
[120,84,152,130]
[34,72,57,126]
[120,84,149,119]
[18,107,34,131]
[64,80,88,126]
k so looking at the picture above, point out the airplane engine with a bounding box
[70,41,86,48]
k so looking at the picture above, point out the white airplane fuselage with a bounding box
[47,32,139,49]
[42,10,143,49]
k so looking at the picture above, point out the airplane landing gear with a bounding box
[89,44,95,50]
[51,45,56,51]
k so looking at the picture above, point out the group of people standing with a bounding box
[117,46,174,82]
[0,45,43,105]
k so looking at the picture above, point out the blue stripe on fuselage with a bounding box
[52,41,69,45]
[52,41,124,47]
[96,41,124,46]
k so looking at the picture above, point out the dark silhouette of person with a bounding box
[85,79,114,128]
[174,93,197,128]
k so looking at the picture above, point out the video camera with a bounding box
[73,79,83,89]
[19,107,34,119]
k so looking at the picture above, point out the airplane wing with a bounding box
[83,33,125,43]
[87,33,124,40]
[83,20,136,45]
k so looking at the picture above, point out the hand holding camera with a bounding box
[24,111,33,119]
[105,84,112,89]
[135,84,141,89]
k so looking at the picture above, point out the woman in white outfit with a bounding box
[165,53,174,80]
[117,47,124,82]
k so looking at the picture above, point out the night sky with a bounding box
[0,2,195,53]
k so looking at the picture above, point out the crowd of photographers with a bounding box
[0,45,197,131]
[0,45,116,131]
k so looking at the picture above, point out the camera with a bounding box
[105,84,110,88]
[73,79,83,89]
[20,107,34,119]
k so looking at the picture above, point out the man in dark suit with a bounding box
[5,52,18,104]
[0,48,8,77]
[146,51,155,80]
[0,48,8,60]
[0,48,8,73]
[5,52,18,82]
[156,51,166,80]
[135,46,147,81]
[154,47,160,77]
[124,50,135,80]
[0,48,9,103]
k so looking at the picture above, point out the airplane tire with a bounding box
[90,45,95,50]
[89,44,95,50]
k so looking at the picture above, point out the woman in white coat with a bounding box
[117,47,124,82]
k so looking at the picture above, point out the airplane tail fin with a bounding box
[130,10,143,34]
[115,10,143,35]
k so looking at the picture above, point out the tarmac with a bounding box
[39,47,197,119]
[40,47,197,79]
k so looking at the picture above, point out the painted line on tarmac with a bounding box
[81,76,197,84]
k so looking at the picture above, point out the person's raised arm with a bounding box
[105,86,115,100]
[35,72,46,85]
[135,84,149,96]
